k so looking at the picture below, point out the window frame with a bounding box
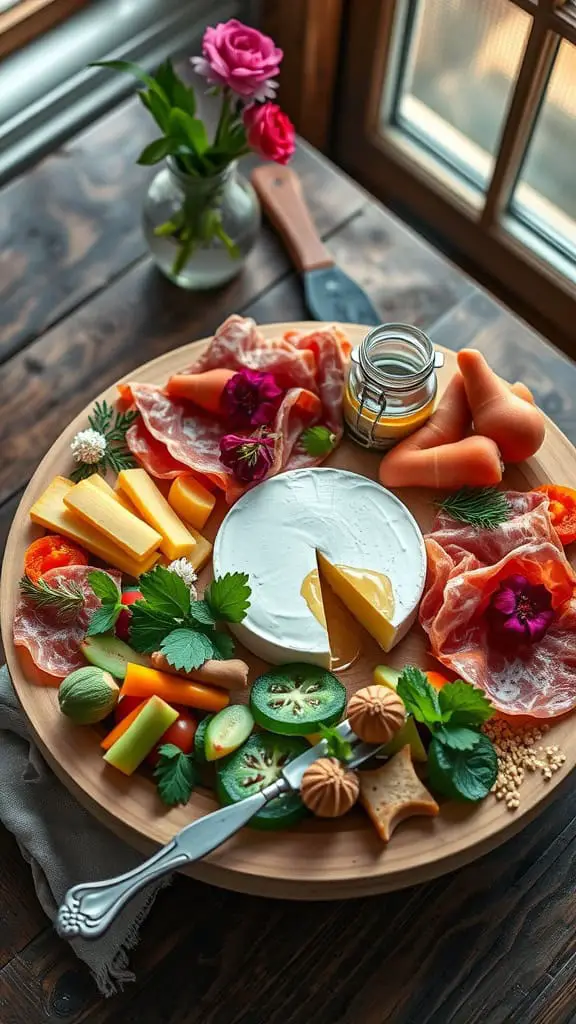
[335,0,576,348]
[0,0,86,58]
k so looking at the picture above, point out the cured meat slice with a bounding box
[13,565,121,679]
[420,491,576,718]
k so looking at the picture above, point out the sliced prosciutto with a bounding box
[122,315,351,502]
[420,491,576,718]
[13,565,121,679]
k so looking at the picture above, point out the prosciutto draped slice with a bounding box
[123,315,351,502]
[419,491,576,718]
[13,565,121,679]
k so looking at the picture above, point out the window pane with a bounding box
[387,0,532,188]
[512,40,576,258]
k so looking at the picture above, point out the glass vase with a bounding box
[143,159,260,290]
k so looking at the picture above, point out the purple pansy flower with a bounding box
[487,573,555,645]
[221,369,283,428]
[219,429,276,484]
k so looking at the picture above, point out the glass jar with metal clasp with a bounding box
[343,323,445,450]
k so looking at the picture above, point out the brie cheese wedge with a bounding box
[213,468,427,667]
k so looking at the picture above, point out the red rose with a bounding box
[243,103,295,165]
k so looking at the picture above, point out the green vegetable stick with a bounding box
[104,695,178,775]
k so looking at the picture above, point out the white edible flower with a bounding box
[70,428,107,465]
[168,557,198,598]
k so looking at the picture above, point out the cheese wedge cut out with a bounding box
[213,468,426,667]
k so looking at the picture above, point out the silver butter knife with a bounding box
[56,721,382,940]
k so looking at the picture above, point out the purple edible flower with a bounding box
[219,429,276,484]
[487,574,555,645]
[221,369,283,428]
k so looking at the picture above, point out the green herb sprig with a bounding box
[71,400,138,482]
[154,743,198,806]
[301,426,337,458]
[319,725,353,762]
[438,487,511,530]
[396,666,497,802]
[19,574,85,620]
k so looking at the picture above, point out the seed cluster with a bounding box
[482,719,566,811]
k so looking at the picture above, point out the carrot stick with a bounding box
[121,663,229,711]
[150,653,249,690]
[379,435,503,490]
[100,700,148,751]
[165,368,236,414]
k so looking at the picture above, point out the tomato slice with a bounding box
[536,485,576,545]
[24,534,88,582]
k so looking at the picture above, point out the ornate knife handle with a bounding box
[57,786,282,941]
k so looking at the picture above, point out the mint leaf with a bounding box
[433,725,481,751]
[88,570,120,605]
[396,666,441,726]
[205,573,251,623]
[438,681,495,726]
[139,565,191,618]
[154,744,198,807]
[188,600,217,627]
[319,725,353,761]
[86,605,121,637]
[209,630,235,661]
[129,604,177,653]
[301,426,336,457]
[428,734,497,801]
[160,629,214,672]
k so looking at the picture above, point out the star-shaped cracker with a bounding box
[359,745,439,842]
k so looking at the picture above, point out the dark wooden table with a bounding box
[1,97,576,1024]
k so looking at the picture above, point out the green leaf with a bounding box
[319,725,353,761]
[137,137,174,165]
[204,572,251,624]
[301,426,337,457]
[396,666,441,726]
[437,681,495,727]
[153,60,179,102]
[188,600,217,627]
[139,565,191,618]
[154,60,197,116]
[138,90,171,133]
[160,629,214,672]
[154,743,198,806]
[86,605,121,637]
[427,734,498,802]
[169,109,209,154]
[88,570,120,605]
[433,725,482,752]
[208,630,235,661]
[92,60,160,93]
[129,604,178,654]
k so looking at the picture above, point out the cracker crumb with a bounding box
[482,719,566,811]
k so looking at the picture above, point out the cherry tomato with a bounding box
[146,709,197,766]
[114,695,145,724]
[115,589,143,642]
[426,671,451,691]
[24,534,88,583]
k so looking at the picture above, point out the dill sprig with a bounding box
[438,487,511,530]
[19,574,85,620]
[71,400,138,482]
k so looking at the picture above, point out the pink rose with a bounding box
[191,19,283,101]
[243,103,295,165]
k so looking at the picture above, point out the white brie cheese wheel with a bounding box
[213,468,427,667]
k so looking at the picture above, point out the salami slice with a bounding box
[13,565,121,679]
[420,491,576,718]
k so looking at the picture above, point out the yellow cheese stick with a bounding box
[117,468,197,560]
[64,478,162,560]
[187,525,213,572]
[30,477,160,577]
[168,474,216,530]
[85,474,140,517]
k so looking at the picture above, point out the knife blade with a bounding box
[251,164,380,325]
[56,721,384,941]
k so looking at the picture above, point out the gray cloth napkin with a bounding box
[0,663,167,996]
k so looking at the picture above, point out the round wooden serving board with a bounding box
[2,323,576,899]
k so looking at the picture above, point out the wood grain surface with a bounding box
[0,93,575,1022]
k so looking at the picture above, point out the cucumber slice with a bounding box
[217,733,309,830]
[250,664,346,736]
[373,665,427,762]
[205,705,253,762]
[194,715,213,764]
[81,635,148,680]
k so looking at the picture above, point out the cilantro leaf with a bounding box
[433,725,482,751]
[139,565,191,618]
[205,572,251,623]
[154,743,198,807]
[188,600,217,627]
[319,725,353,761]
[88,570,121,605]
[129,604,178,653]
[86,605,122,636]
[438,681,495,727]
[160,628,214,672]
[396,666,441,725]
[427,734,497,801]
[301,426,336,457]
[209,629,236,660]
